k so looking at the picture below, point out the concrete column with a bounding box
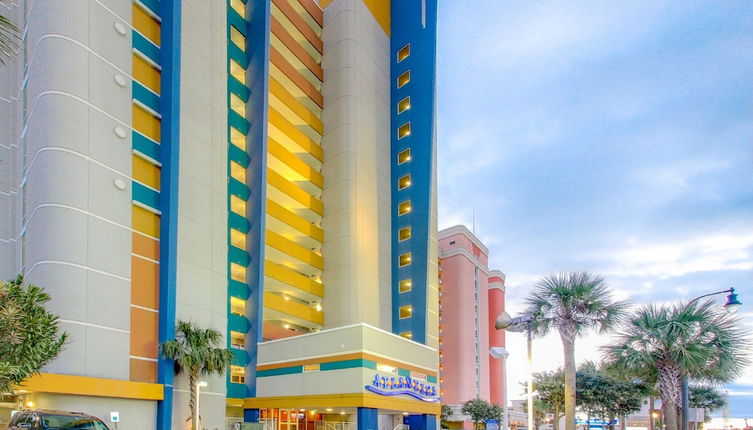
[358,408,379,430]
[406,414,438,430]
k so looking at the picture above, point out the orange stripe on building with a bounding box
[272,0,323,54]
[131,256,158,309]
[271,48,323,107]
[16,373,163,400]
[297,0,323,27]
[271,17,323,81]
[130,307,159,359]
[132,232,159,260]
[130,359,157,383]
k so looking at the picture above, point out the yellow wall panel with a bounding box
[133,54,161,94]
[133,104,161,142]
[268,108,323,161]
[132,205,160,238]
[362,0,390,35]
[264,292,323,325]
[270,78,323,135]
[266,199,323,242]
[268,138,323,188]
[265,260,323,297]
[132,4,161,46]
[267,169,323,215]
[265,230,323,269]
[132,155,161,190]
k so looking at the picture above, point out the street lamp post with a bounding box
[680,288,742,430]
[490,347,510,430]
[495,313,535,430]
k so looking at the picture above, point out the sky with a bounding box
[435,0,753,418]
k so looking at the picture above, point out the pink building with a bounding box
[438,226,507,428]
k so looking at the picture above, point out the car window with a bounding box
[40,414,109,430]
[8,412,24,426]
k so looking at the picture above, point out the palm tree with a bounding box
[1,0,21,64]
[160,320,234,430]
[524,271,628,430]
[602,302,750,430]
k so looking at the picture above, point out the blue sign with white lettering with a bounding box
[365,374,439,402]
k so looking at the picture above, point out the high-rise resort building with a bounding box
[0,0,439,429]
[437,226,507,430]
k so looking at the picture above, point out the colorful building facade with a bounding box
[0,0,439,429]
[438,226,506,429]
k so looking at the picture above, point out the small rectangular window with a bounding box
[230,262,246,282]
[230,127,246,149]
[398,201,411,215]
[398,70,410,88]
[398,174,411,190]
[230,195,246,216]
[230,59,246,83]
[400,331,413,340]
[230,228,247,249]
[230,26,246,51]
[399,227,411,241]
[230,297,245,316]
[399,279,412,293]
[398,123,411,139]
[399,253,412,267]
[303,364,320,372]
[230,0,245,17]
[399,305,412,319]
[231,365,246,384]
[398,149,411,164]
[397,44,410,63]
[230,331,246,349]
[230,161,246,183]
[230,93,246,117]
[398,96,411,114]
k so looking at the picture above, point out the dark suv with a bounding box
[7,410,111,430]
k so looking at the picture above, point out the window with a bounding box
[230,161,246,183]
[230,93,246,117]
[397,44,410,62]
[398,70,410,88]
[377,363,398,374]
[231,365,245,384]
[230,26,246,51]
[230,228,247,249]
[230,127,245,149]
[399,226,411,241]
[230,331,246,349]
[398,174,411,190]
[230,297,245,316]
[230,0,245,16]
[398,96,411,114]
[230,195,246,216]
[398,201,411,215]
[398,123,411,139]
[399,253,412,267]
[398,149,411,164]
[399,279,412,293]
[303,363,320,372]
[400,331,413,340]
[230,59,246,83]
[399,305,412,319]
[230,262,246,282]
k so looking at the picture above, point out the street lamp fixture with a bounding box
[681,287,743,430]
[489,347,510,430]
[495,312,535,430]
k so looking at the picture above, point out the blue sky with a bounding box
[435,1,753,418]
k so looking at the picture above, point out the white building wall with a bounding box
[320,0,393,331]
[171,0,229,429]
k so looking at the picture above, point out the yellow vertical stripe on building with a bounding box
[268,108,323,161]
[266,199,323,242]
[362,0,390,36]
[264,260,323,297]
[133,54,161,94]
[265,230,323,269]
[132,3,161,46]
[132,155,161,190]
[266,169,323,215]
[133,104,161,142]
[269,78,323,135]
[264,292,323,325]
[132,205,161,238]
[268,138,323,188]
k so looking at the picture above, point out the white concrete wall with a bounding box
[25,393,156,430]
[320,0,393,331]
[17,0,133,380]
[172,0,229,429]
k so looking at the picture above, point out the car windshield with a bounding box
[40,415,109,430]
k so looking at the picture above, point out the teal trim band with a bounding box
[229,177,250,199]
[228,9,247,36]
[229,76,251,102]
[133,132,161,161]
[398,368,410,377]
[427,375,437,383]
[132,182,160,209]
[231,347,250,367]
[257,366,303,378]
[133,81,161,112]
[230,245,250,266]
[229,312,249,333]
[320,359,376,372]
[229,144,250,167]
[229,279,249,299]
[229,110,250,134]
[228,383,246,399]
[228,43,248,67]
[229,212,250,233]
[137,0,160,16]
[133,32,161,64]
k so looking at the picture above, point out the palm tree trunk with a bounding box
[189,372,197,430]
[657,365,681,430]
[553,407,560,430]
[560,327,577,430]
